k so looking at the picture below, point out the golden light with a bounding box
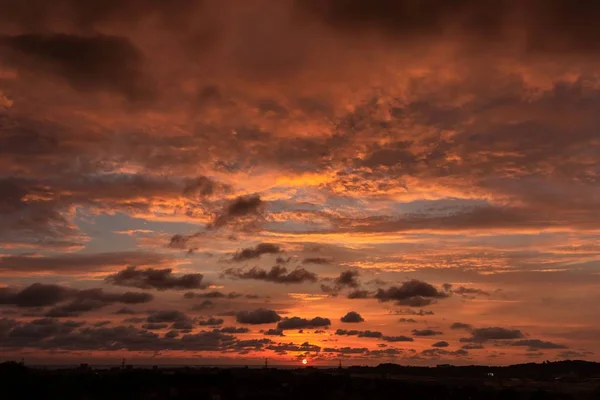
[302,358,308,365]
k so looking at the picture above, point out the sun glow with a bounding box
[302,358,308,365]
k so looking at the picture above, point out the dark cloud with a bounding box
[412,329,443,337]
[263,328,285,336]
[0,251,174,274]
[266,342,321,353]
[0,34,153,101]
[398,318,418,323]
[468,327,525,342]
[421,348,469,358]
[0,284,152,314]
[298,0,600,55]
[340,311,364,323]
[382,335,414,342]
[216,327,250,334]
[224,265,318,284]
[277,316,331,330]
[322,270,362,295]
[212,195,264,229]
[198,317,224,326]
[147,310,190,323]
[335,270,360,288]
[323,346,368,354]
[375,280,448,306]
[183,176,230,199]
[431,341,449,348]
[302,257,332,265]
[451,322,473,330]
[461,343,485,350]
[231,243,282,262]
[168,234,200,250]
[235,308,282,325]
[142,323,168,330]
[511,339,567,350]
[105,266,206,291]
[392,309,435,316]
[347,289,370,299]
[191,300,215,311]
[452,287,490,297]
[335,329,381,338]
[114,307,138,315]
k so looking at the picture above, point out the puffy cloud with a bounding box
[224,265,318,284]
[347,289,370,299]
[431,341,449,348]
[105,266,206,290]
[277,316,331,330]
[231,243,282,262]
[147,310,190,323]
[398,318,417,323]
[216,327,250,334]
[340,311,364,323]
[412,329,443,337]
[263,328,285,336]
[467,327,525,342]
[235,309,282,325]
[450,322,473,330]
[375,280,448,306]
[142,323,168,330]
[266,342,321,353]
[0,283,152,316]
[211,195,264,229]
[198,317,224,326]
[511,339,567,350]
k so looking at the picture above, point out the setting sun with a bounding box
[302,359,308,365]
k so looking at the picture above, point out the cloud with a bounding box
[0,34,153,101]
[466,327,525,342]
[211,195,264,229]
[450,322,473,330]
[347,289,370,299]
[216,327,250,334]
[263,328,285,336]
[340,311,364,323]
[142,323,168,330]
[392,309,435,316]
[335,329,381,338]
[0,283,152,315]
[382,335,414,342]
[235,309,282,325]
[452,287,490,297]
[224,265,318,284]
[266,342,321,353]
[105,266,206,290]
[398,318,418,323]
[375,280,448,306]
[147,310,191,323]
[231,243,282,261]
[322,270,362,294]
[323,346,369,354]
[412,329,443,337]
[511,339,567,350]
[302,257,332,265]
[198,317,224,326]
[277,316,331,330]
[0,251,175,275]
[431,341,449,348]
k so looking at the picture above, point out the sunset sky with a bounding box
[1,0,600,366]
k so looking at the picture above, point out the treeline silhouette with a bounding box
[2,360,600,400]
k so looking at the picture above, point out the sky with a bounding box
[1,0,600,366]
